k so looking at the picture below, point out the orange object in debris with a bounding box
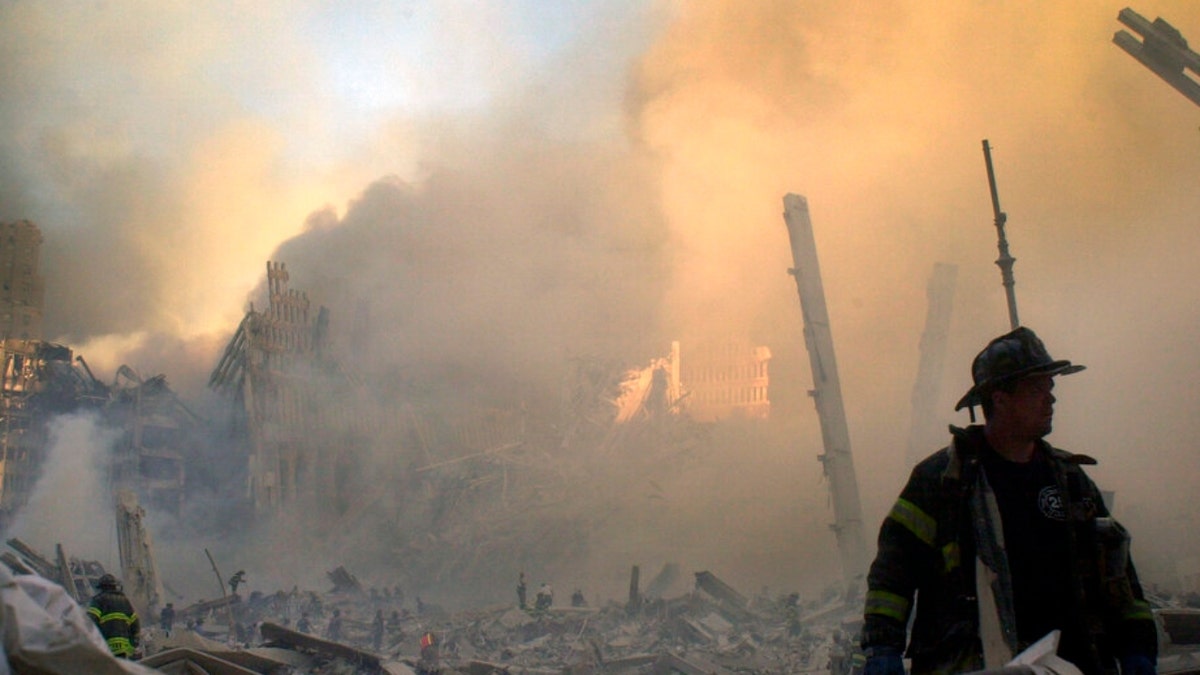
[420,632,436,649]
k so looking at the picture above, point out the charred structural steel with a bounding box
[905,263,957,469]
[781,194,868,595]
[1114,7,1200,107]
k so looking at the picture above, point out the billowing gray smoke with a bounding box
[4,1,1200,607]
[270,137,671,402]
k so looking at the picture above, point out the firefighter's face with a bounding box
[994,373,1056,440]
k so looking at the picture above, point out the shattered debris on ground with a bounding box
[0,538,858,674]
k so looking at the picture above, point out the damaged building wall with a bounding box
[108,367,197,515]
[0,337,201,526]
[0,339,103,525]
[209,261,380,518]
[0,221,199,525]
[0,220,45,342]
[679,337,771,423]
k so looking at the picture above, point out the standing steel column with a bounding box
[782,193,868,595]
[983,140,1020,330]
[905,263,958,468]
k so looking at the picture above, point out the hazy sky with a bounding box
[3,1,1200,596]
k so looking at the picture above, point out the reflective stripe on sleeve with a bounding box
[1123,600,1153,621]
[865,589,911,623]
[887,498,937,546]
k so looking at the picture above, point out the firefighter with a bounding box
[86,574,141,659]
[325,607,344,641]
[159,602,175,636]
[228,569,246,594]
[371,608,386,651]
[860,327,1157,675]
[534,582,553,610]
[418,631,440,674]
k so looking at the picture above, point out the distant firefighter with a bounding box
[159,602,175,636]
[418,631,440,673]
[228,570,247,594]
[372,608,385,651]
[517,572,527,609]
[324,608,343,642]
[534,582,553,610]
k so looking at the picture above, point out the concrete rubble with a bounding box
[7,529,1200,674]
[0,536,861,674]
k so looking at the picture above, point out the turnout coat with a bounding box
[861,425,1157,675]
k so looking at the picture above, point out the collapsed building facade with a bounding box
[196,259,779,600]
[0,220,197,528]
[0,217,782,607]
[208,261,357,515]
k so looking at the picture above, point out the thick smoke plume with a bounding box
[8,412,121,570]
[2,1,1200,603]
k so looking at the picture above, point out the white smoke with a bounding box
[6,411,121,571]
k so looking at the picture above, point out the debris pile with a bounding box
[0,538,874,674]
[134,567,855,675]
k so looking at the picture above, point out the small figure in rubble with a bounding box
[159,602,175,636]
[418,631,440,674]
[534,582,553,610]
[571,589,587,607]
[325,608,344,642]
[784,592,802,637]
[371,608,386,652]
[387,610,404,641]
[517,572,527,609]
[228,569,246,595]
[296,612,312,633]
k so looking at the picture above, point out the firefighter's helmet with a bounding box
[955,326,1085,412]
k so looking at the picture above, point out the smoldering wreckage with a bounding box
[4,9,1200,671]
[0,533,864,675]
[0,222,868,674]
[0,244,871,675]
[2,249,1198,675]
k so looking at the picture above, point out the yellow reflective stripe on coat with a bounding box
[1123,600,1153,621]
[942,542,961,573]
[95,611,137,624]
[865,589,911,623]
[106,636,135,656]
[888,498,936,546]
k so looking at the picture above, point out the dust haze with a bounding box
[2,1,1199,604]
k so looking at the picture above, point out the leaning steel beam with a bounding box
[1114,7,1200,107]
[6,538,57,579]
[115,489,163,617]
[781,193,869,596]
[56,543,80,603]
